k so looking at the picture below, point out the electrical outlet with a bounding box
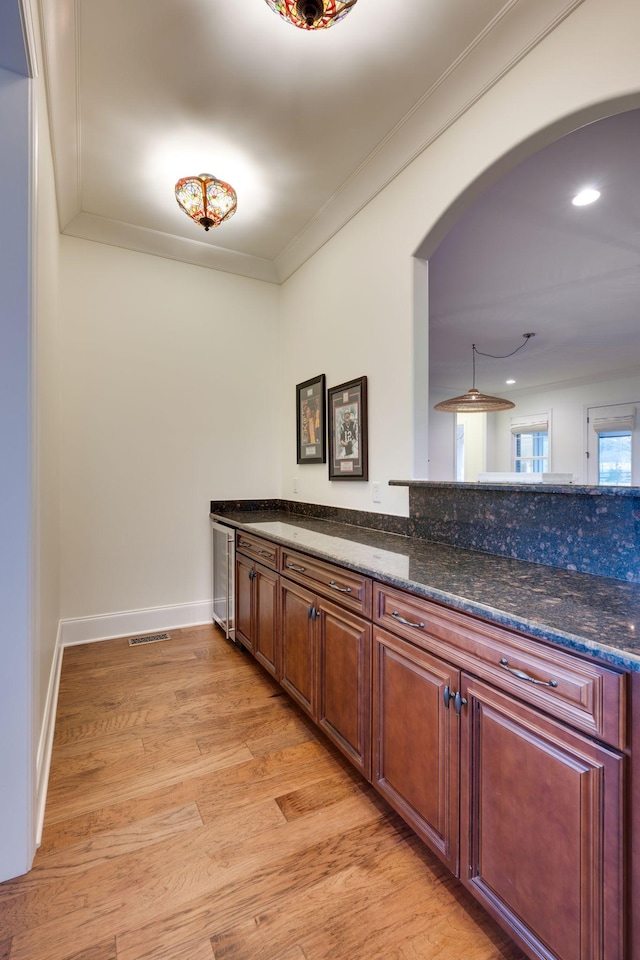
[293,477,299,494]
[372,481,381,503]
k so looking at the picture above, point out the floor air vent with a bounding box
[128,632,171,646]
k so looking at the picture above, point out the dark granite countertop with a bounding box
[211,509,640,673]
[390,479,640,497]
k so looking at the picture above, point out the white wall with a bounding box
[32,25,62,834]
[0,0,63,883]
[278,189,415,517]
[490,371,640,481]
[59,239,280,622]
[278,0,640,510]
[0,64,34,880]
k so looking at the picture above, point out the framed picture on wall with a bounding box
[328,376,368,481]
[296,374,326,464]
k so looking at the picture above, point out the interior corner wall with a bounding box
[0,64,34,881]
[58,239,280,622]
[277,0,640,515]
[32,24,62,824]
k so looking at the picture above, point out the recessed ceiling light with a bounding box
[572,187,600,206]
[506,379,516,385]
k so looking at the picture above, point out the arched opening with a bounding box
[413,94,640,483]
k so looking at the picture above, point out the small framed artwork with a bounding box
[328,376,368,481]
[296,374,326,464]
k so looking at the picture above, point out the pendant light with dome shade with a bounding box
[175,174,237,232]
[264,0,358,30]
[434,333,535,413]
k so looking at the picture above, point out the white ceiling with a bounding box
[429,108,640,396]
[38,0,585,283]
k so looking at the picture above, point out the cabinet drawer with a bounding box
[281,548,372,617]
[236,531,279,570]
[374,582,626,749]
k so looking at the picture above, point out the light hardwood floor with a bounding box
[0,625,526,960]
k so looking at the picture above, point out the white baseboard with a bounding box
[35,620,63,846]
[59,599,213,647]
[34,600,213,844]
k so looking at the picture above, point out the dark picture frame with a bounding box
[328,376,368,481]
[296,374,326,464]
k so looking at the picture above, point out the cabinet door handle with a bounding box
[258,550,273,559]
[328,580,352,594]
[287,563,306,573]
[248,569,256,580]
[454,690,468,716]
[391,610,425,629]
[308,605,318,621]
[499,657,558,688]
[443,685,453,709]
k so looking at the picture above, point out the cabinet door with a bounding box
[372,627,460,872]
[235,553,255,652]
[460,675,625,960]
[254,564,279,679]
[316,597,372,778]
[280,579,316,719]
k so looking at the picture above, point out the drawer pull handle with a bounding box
[258,550,273,559]
[499,657,558,688]
[238,540,251,547]
[286,563,306,573]
[329,580,352,594]
[391,610,425,629]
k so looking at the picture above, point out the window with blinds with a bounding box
[510,413,549,474]
[590,405,636,485]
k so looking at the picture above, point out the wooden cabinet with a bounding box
[253,564,279,676]
[280,577,372,777]
[317,596,371,778]
[374,583,626,749]
[235,552,279,677]
[280,578,316,716]
[235,552,255,654]
[460,675,625,960]
[373,627,460,871]
[233,525,629,960]
[236,531,279,570]
[281,547,372,617]
[373,583,627,960]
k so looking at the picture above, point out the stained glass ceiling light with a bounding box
[264,0,358,30]
[175,174,237,232]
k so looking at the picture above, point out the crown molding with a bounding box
[62,211,279,283]
[41,0,585,285]
[274,0,586,282]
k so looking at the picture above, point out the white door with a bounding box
[586,402,640,485]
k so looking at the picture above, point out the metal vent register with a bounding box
[128,632,171,646]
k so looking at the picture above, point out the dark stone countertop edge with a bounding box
[389,479,640,497]
[210,509,640,674]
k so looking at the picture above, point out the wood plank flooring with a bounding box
[0,625,526,960]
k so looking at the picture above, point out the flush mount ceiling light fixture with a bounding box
[175,173,237,231]
[264,0,358,30]
[434,333,536,413]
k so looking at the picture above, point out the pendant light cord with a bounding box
[471,332,535,388]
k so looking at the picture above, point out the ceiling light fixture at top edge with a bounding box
[263,0,358,30]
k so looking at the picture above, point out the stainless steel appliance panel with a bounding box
[211,519,235,641]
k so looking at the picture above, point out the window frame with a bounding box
[510,413,550,475]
